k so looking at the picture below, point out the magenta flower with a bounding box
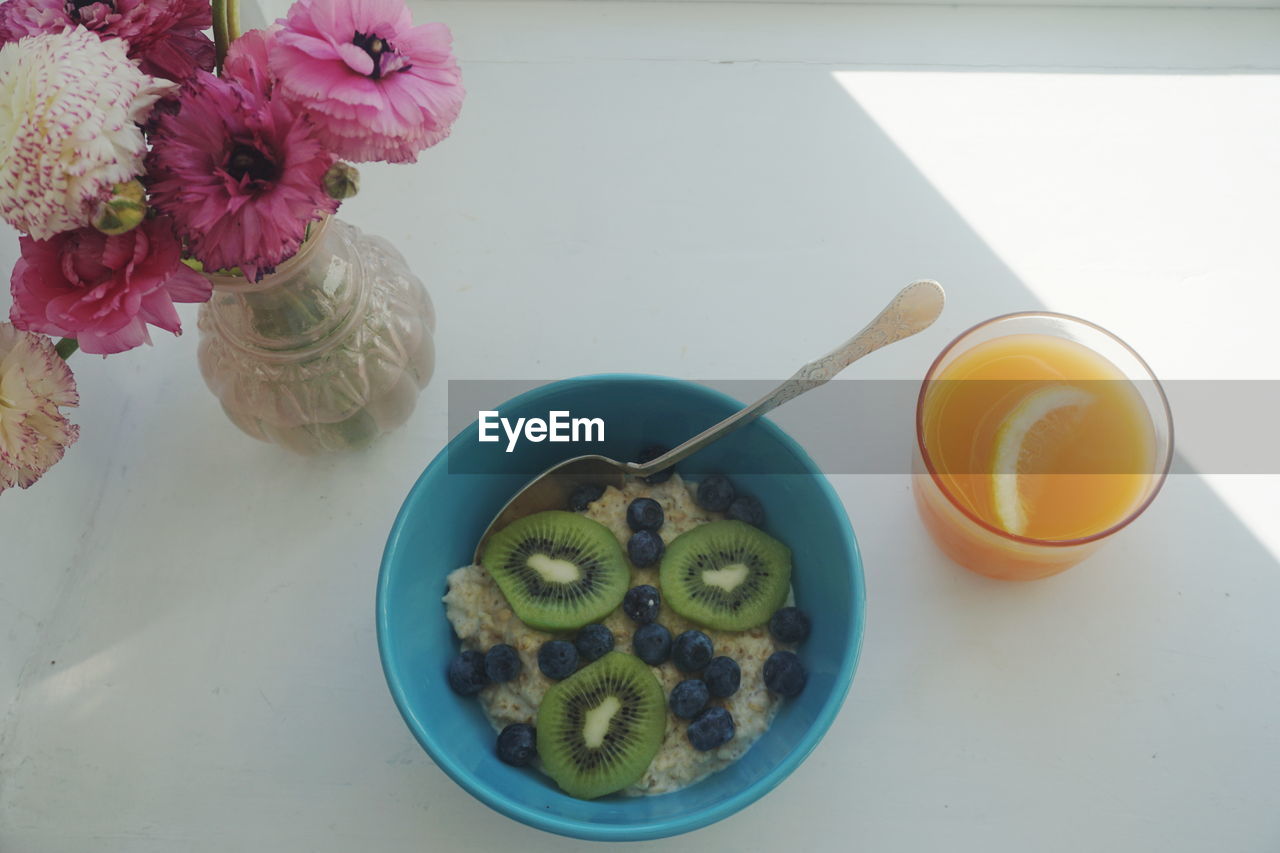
[9,216,211,355]
[146,71,338,280]
[270,0,464,164]
[0,0,214,83]
[0,322,78,493]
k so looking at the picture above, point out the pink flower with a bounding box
[0,0,214,83]
[9,217,211,355]
[270,0,464,164]
[146,71,338,280]
[0,322,78,493]
[224,26,278,96]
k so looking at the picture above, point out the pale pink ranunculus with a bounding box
[0,322,78,494]
[270,0,464,164]
[224,26,279,96]
[9,217,212,355]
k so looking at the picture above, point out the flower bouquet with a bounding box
[0,0,464,486]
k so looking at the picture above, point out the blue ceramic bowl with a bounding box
[377,375,864,841]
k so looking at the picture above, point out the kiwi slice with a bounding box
[482,511,628,631]
[659,520,792,631]
[536,652,665,799]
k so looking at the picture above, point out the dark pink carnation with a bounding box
[9,217,212,355]
[270,0,464,164]
[146,70,338,280]
[0,0,214,83]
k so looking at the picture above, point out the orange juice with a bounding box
[913,323,1167,580]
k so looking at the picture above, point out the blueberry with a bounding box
[696,475,736,513]
[687,707,736,752]
[447,649,489,696]
[484,644,522,683]
[668,679,710,719]
[627,530,665,568]
[622,584,661,624]
[703,656,741,698]
[637,445,674,484]
[769,607,812,645]
[763,650,807,697]
[726,494,765,527]
[574,623,614,662]
[626,498,664,532]
[632,623,672,665]
[537,640,579,680]
[568,483,605,512]
[672,630,714,673]
[496,723,537,767]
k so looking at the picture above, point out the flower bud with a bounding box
[92,180,147,235]
[323,162,360,200]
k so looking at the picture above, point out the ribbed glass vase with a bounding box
[196,218,435,454]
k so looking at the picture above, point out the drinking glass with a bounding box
[912,312,1173,580]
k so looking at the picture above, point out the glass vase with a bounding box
[196,217,435,454]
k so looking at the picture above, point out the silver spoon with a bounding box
[474,280,945,562]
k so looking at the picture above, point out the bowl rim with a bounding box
[376,373,865,841]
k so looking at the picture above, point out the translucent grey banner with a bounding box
[446,379,1271,475]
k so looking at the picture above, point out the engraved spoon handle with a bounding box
[628,280,945,477]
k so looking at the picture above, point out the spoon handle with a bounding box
[628,280,945,477]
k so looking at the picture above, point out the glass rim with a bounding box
[914,311,1175,548]
[204,215,334,293]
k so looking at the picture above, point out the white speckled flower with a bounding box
[0,27,174,239]
[0,323,78,494]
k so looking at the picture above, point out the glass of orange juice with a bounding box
[912,312,1173,580]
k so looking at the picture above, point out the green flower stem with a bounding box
[212,0,229,73]
[247,286,329,340]
[227,0,242,43]
[55,338,79,360]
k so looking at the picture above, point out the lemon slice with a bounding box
[991,385,1093,536]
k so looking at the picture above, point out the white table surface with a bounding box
[3,2,1280,850]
